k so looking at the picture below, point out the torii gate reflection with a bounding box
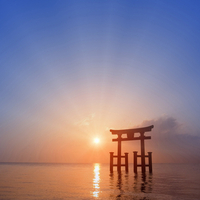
[110,125,154,173]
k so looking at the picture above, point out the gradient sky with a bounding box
[0,0,200,163]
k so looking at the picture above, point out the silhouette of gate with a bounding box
[110,125,154,173]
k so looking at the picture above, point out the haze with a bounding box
[0,0,200,164]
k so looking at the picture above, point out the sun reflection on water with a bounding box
[93,163,100,198]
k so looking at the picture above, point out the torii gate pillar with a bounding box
[117,133,121,172]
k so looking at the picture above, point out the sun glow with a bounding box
[94,138,100,144]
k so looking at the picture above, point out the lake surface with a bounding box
[0,163,199,199]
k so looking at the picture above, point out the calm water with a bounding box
[0,163,199,200]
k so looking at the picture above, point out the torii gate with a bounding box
[110,125,154,173]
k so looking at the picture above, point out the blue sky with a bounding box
[0,0,200,163]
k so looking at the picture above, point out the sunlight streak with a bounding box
[92,163,100,198]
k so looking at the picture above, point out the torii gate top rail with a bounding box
[110,125,154,134]
[110,125,154,141]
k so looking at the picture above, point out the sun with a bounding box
[94,138,100,144]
